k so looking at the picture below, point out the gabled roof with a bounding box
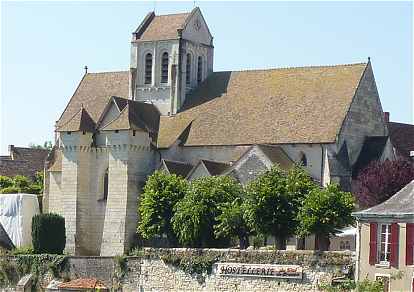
[352,136,388,176]
[186,159,230,180]
[56,71,129,128]
[160,159,193,178]
[388,121,414,158]
[157,63,368,148]
[57,107,96,132]
[99,99,160,133]
[134,11,191,41]
[353,180,414,219]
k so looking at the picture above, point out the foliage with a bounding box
[160,252,218,275]
[0,173,43,195]
[297,184,355,250]
[214,196,251,249]
[354,159,414,208]
[320,278,384,292]
[244,165,316,249]
[10,246,34,255]
[32,213,66,254]
[0,176,13,189]
[172,176,241,247]
[138,171,188,246]
[0,186,21,194]
[113,255,128,290]
[29,141,53,151]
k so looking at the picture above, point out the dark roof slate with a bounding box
[352,136,388,176]
[0,222,14,250]
[353,180,414,219]
[388,121,414,158]
[161,159,193,178]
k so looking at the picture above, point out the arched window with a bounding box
[161,52,169,84]
[103,168,109,200]
[186,53,191,86]
[144,53,152,85]
[300,153,308,167]
[197,56,203,84]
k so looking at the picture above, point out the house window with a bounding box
[197,56,203,84]
[379,224,391,263]
[144,53,152,84]
[186,53,191,86]
[300,153,308,167]
[103,168,109,200]
[161,52,169,84]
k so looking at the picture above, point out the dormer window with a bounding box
[186,53,191,86]
[144,53,152,84]
[197,56,203,84]
[161,52,169,84]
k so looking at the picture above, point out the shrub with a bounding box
[11,246,34,255]
[0,176,13,189]
[32,213,66,254]
[0,186,20,194]
[12,175,31,190]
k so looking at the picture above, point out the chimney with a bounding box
[8,145,14,159]
[384,112,390,123]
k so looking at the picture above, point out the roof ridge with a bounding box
[215,62,368,74]
[86,70,128,75]
[155,11,191,17]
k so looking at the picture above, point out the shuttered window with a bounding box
[406,223,414,266]
[369,223,378,265]
[144,53,153,84]
[389,223,399,268]
[161,52,169,84]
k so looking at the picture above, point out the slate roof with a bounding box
[353,180,414,219]
[135,11,191,41]
[56,71,129,128]
[158,63,368,148]
[0,222,14,250]
[202,160,230,175]
[352,136,388,176]
[388,121,414,158]
[160,159,193,178]
[0,146,49,179]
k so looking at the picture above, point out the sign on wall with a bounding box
[216,263,303,279]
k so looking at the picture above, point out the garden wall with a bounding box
[1,248,354,291]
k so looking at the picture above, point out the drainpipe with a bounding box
[320,144,325,186]
[355,220,361,282]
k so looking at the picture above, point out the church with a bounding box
[44,7,393,256]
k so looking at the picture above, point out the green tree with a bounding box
[172,176,241,247]
[12,175,30,190]
[244,165,314,249]
[214,197,251,249]
[28,141,53,151]
[297,184,355,251]
[0,176,13,189]
[138,171,188,246]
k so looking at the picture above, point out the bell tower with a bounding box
[129,7,214,115]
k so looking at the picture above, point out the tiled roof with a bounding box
[353,180,414,219]
[158,63,368,148]
[56,71,129,128]
[0,146,49,179]
[161,159,193,178]
[47,147,62,172]
[57,107,96,132]
[388,121,414,158]
[58,278,107,289]
[256,145,294,170]
[100,99,160,134]
[137,12,191,41]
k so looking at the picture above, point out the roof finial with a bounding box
[367,56,371,62]
[84,65,88,74]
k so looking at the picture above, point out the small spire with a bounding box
[367,57,371,62]
[84,65,88,74]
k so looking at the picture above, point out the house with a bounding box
[353,180,414,292]
[385,113,414,160]
[44,7,393,256]
[0,145,49,180]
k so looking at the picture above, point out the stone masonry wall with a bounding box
[25,249,352,292]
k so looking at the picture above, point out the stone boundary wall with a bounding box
[1,249,355,291]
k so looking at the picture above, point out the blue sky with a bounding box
[1,1,412,154]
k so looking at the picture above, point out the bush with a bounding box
[11,246,34,255]
[32,213,66,254]
[0,186,20,194]
[0,176,13,189]
[12,175,30,190]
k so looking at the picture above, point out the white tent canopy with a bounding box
[0,194,40,247]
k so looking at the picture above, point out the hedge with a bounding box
[32,213,66,254]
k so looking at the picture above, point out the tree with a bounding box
[214,197,251,249]
[355,159,414,208]
[28,141,52,151]
[138,171,188,246]
[297,184,355,251]
[172,176,241,247]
